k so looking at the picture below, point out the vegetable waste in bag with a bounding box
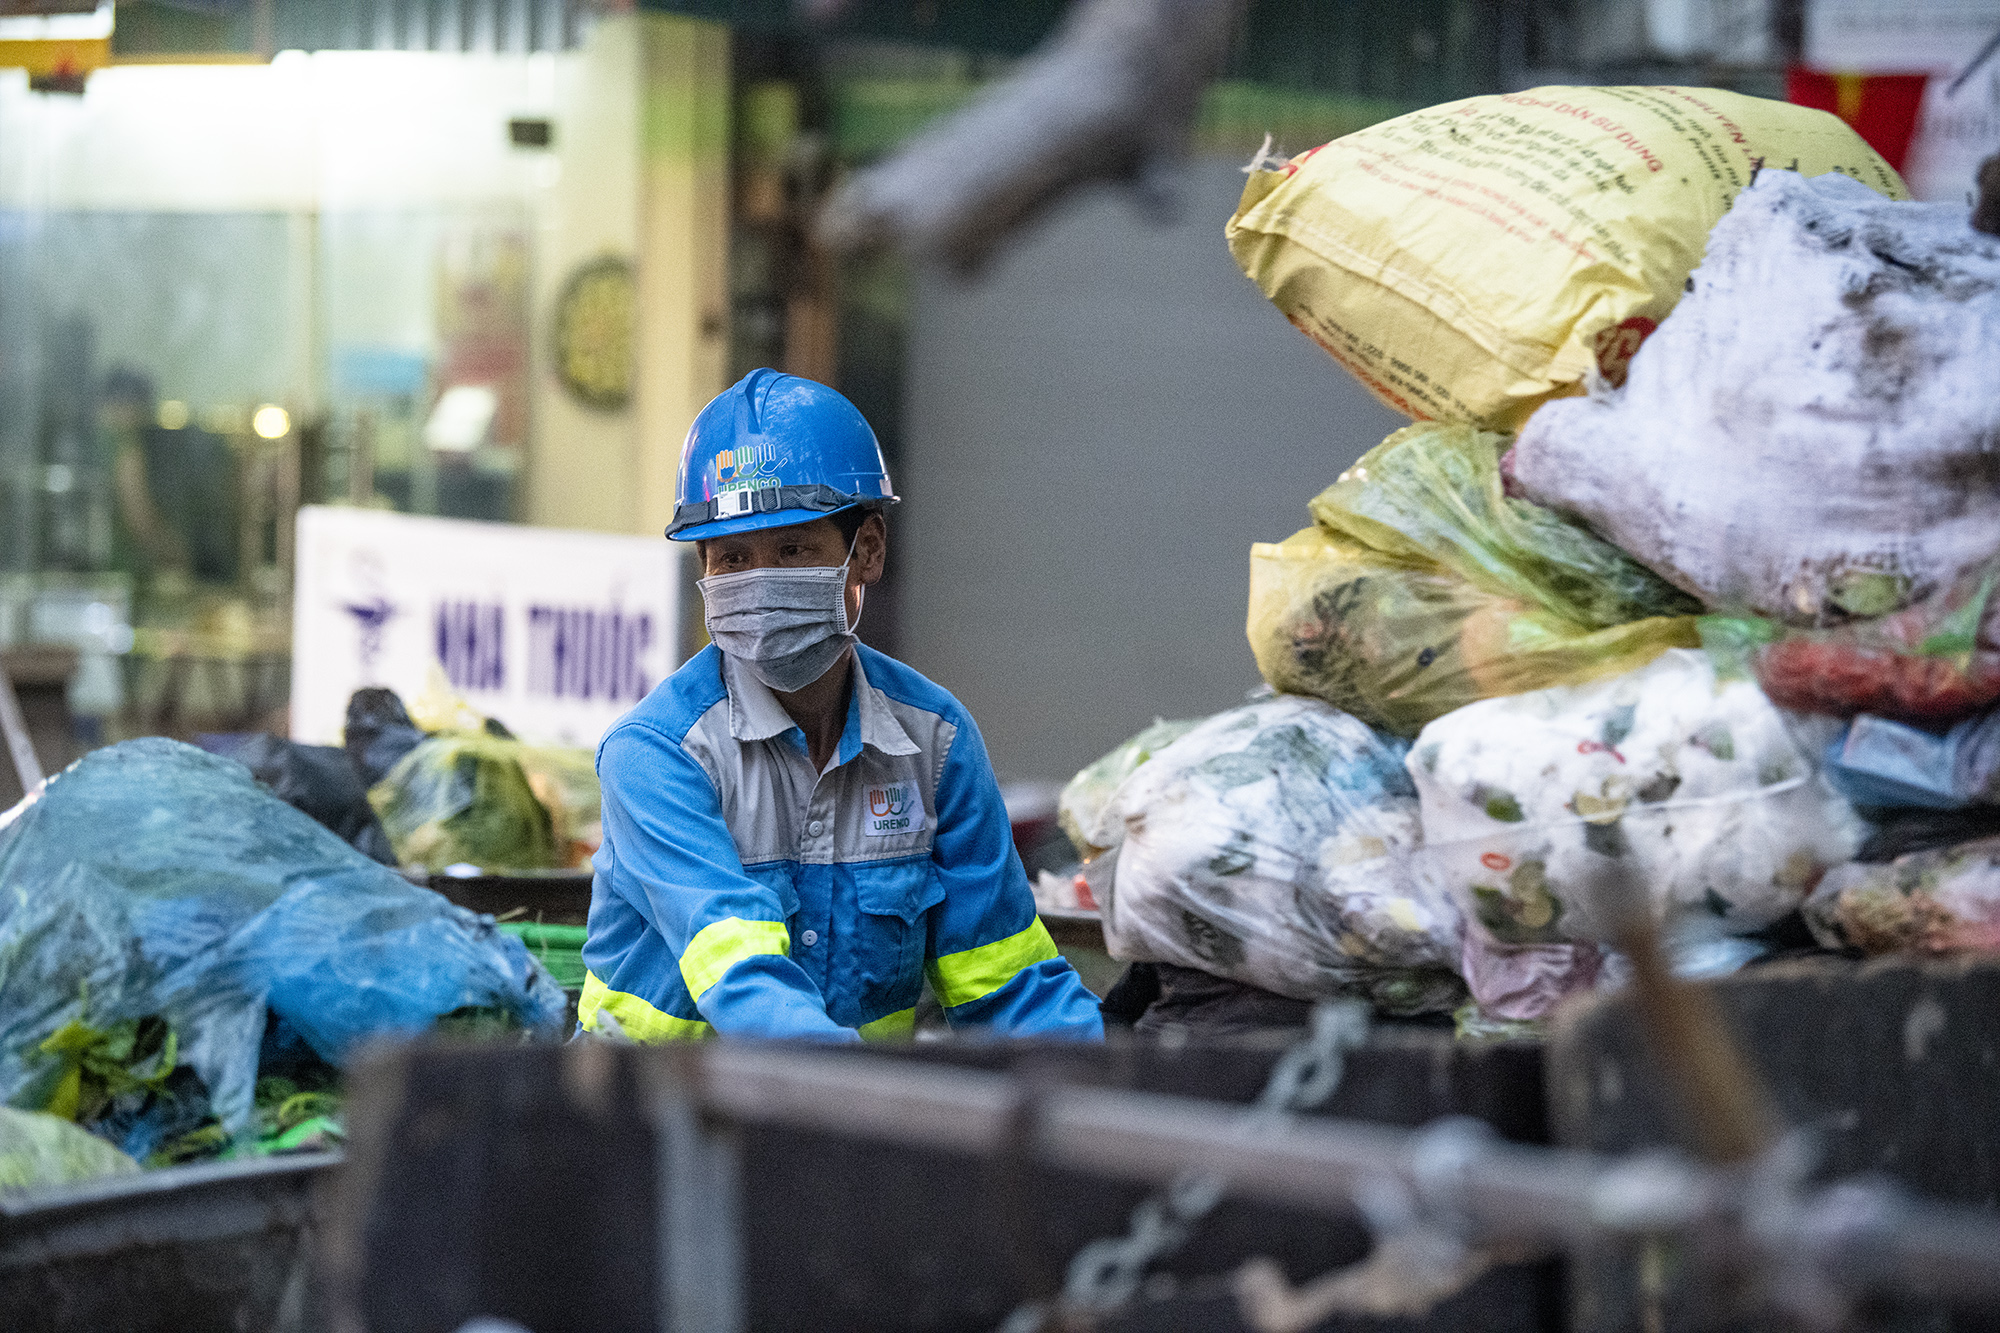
[1247,424,1699,737]
[1408,649,1862,1017]
[514,745,604,868]
[1804,836,2000,956]
[1058,718,1200,860]
[0,740,566,1144]
[1311,423,1701,629]
[1513,171,2000,623]
[1096,696,1465,1014]
[370,734,561,872]
[1701,562,2000,727]
[1228,87,1901,430]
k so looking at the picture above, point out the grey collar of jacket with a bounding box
[721,649,921,759]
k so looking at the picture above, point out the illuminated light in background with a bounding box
[157,400,189,430]
[252,404,291,439]
[423,384,499,453]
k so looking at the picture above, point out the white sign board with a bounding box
[292,506,679,749]
[1806,0,2000,72]
[1905,64,2000,203]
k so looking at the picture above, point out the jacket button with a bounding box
[807,819,825,837]
[800,929,819,947]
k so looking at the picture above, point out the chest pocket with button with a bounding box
[840,855,944,1021]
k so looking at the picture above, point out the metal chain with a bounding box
[998,1000,1372,1332]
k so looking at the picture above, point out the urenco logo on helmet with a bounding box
[863,782,926,836]
[713,441,777,489]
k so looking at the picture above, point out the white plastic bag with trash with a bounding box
[1512,170,2000,622]
[1096,696,1464,1014]
[1058,718,1199,860]
[1408,649,1862,1017]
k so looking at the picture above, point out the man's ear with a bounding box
[857,512,888,584]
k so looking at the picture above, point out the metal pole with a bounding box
[688,1046,2000,1306]
[0,662,43,796]
[646,1053,746,1333]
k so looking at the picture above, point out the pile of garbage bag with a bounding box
[0,739,566,1161]
[203,685,601,873]
[1084,89,2000,1031]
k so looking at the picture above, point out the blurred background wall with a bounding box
[899,160,1403,781]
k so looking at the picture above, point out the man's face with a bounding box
[699,514,888,630]
[699,517,851,577]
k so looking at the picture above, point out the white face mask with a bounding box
[698,535,863,694]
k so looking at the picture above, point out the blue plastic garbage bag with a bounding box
[1824,707,2000,811]
[0,739,566,1139]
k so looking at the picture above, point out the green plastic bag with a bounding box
[1312,423,1701,628]
[1249,526,1699,737]
[370,734,559,872]
[1249,424,1702,736]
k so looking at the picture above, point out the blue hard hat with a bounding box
[667,369,899,542]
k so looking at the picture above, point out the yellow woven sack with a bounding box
[1228,86,1906,431]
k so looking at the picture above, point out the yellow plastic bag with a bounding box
[1247,526,1697,737]
[1227,86,1905,430]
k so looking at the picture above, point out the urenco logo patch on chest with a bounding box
[863,782,926,836]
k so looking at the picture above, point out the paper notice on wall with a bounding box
[292,505,680,749]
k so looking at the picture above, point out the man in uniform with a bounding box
[580,370,1103,1041]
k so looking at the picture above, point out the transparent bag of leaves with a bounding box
[1407,649,1862,1017]
[1312,422,1701,628]
[369,734,561,872]
[515,745,603,869]
[1095,696,1466,1015]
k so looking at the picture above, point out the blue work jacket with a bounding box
[580,644,1104,1042]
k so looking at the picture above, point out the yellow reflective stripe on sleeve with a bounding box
[857,1007,915,1042]
[927,918,1061,1009]
[679,917,792,1001]
[579,971,713,1043]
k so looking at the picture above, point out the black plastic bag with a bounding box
[196,732,395,865]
